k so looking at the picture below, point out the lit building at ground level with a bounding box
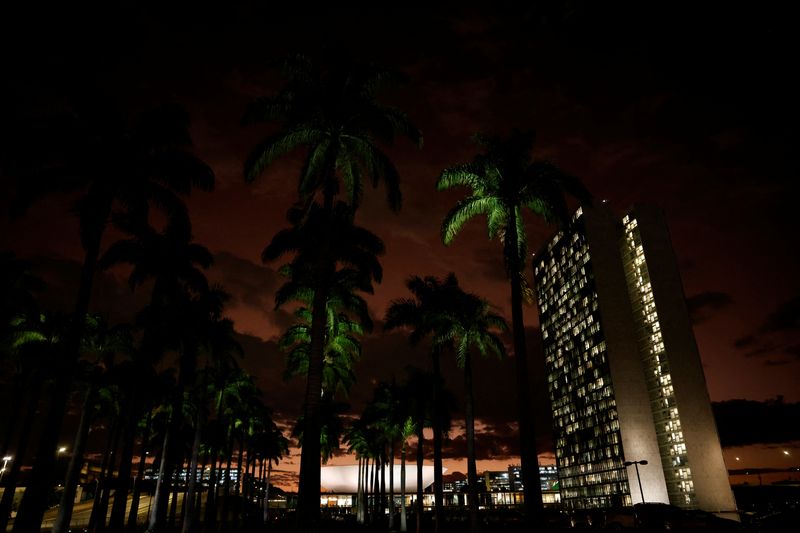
[318,465,561,509]
[533,205,736,514]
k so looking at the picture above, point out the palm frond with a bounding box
[436,164,483,192]
[244,128,322,183]
[440,196,499,245]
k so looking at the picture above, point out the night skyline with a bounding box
[2,2,799,495]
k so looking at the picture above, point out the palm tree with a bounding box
[362,379,410,529]
[379,382,400,529]
[278,267,372,397]
[245,58,420,528]
[402,367,435,533]
[10,103,214,533]
[385,273,465,528]
[258,420,289,524]
[398,416,415,532]
[293,394,349,464]
[243,54,422,214]
[180,313,242,533]
[99,218,216,533]
[263,201,383,524]
[437,130,591,520]
[437,289,508,533]
[0,312,63,532]
[0,253,43,466]
[54,316,133,533]
[344,419,371,524]
[0,252,42,334]
[203,366,253,528]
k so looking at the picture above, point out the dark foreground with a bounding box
[53,507,797,533]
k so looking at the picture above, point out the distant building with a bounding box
[497,464,558,493]
[480,465,561,505]
[533,205,735,513]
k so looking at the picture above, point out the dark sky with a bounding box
[2,2,799,484]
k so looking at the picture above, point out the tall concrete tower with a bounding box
[533,205,735,514]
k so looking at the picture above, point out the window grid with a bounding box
[535,211,631,510]
[621,216,696,508]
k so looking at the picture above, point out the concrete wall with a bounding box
[632,205,737,513]
[583,207,669,505]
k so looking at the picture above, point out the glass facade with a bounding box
[621,215,696,507]
[534,208,632,510]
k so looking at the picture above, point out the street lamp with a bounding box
[623,460,649,504]
[58,446,67,454]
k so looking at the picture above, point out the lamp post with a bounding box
[623,460,649,504]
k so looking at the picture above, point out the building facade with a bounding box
[533,205,735,513]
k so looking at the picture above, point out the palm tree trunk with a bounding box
[12,216,107,533]
[205,447,219,526]
[181,411,203,533]
[255,457,264,522]
[127,409,152,533]
[152,387,188,532]
[361,456,371,524]
[263,458,272,524]
[389,438,395,530]
[87,417,118,533]
[147,422,171,532]
[296,273,330,530]
[242,454,251,523]
[94,416,124,533]
[167,460,181,528]
[506,218,543,521]
[235,436,244,499]
[109,389,141,531]
[430,348,445,532]
[193,448,208,525]
[52,386,96,533]
[0,379,41,532]
[363,456,372,523]
[373,455,380,520]
[380,450,386,524]
[243,453,253,522]
[356,457,362,524]
[401,441,407,533]
[221,428,234,530]
[295,149,340,531]
[415,422,424,533]
[463,353,480,533]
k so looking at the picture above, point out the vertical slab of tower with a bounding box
[583,207,670,507]
[621,205,735,513]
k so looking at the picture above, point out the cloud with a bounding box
[761,296,800,334]
[27,254,150,325]
[208,250,287,339]
[471,243,508,283]
[685,291,732,325]
[734,335,755,349]
[210,251,281,310]
[232,331,305,424]
[445,420,521,460]
[763,359,791,367]
[713,398,800,446]
[733,294,800,365]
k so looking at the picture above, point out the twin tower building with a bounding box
[533,204,736,514]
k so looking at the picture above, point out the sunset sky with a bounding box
[1,2,798,489]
